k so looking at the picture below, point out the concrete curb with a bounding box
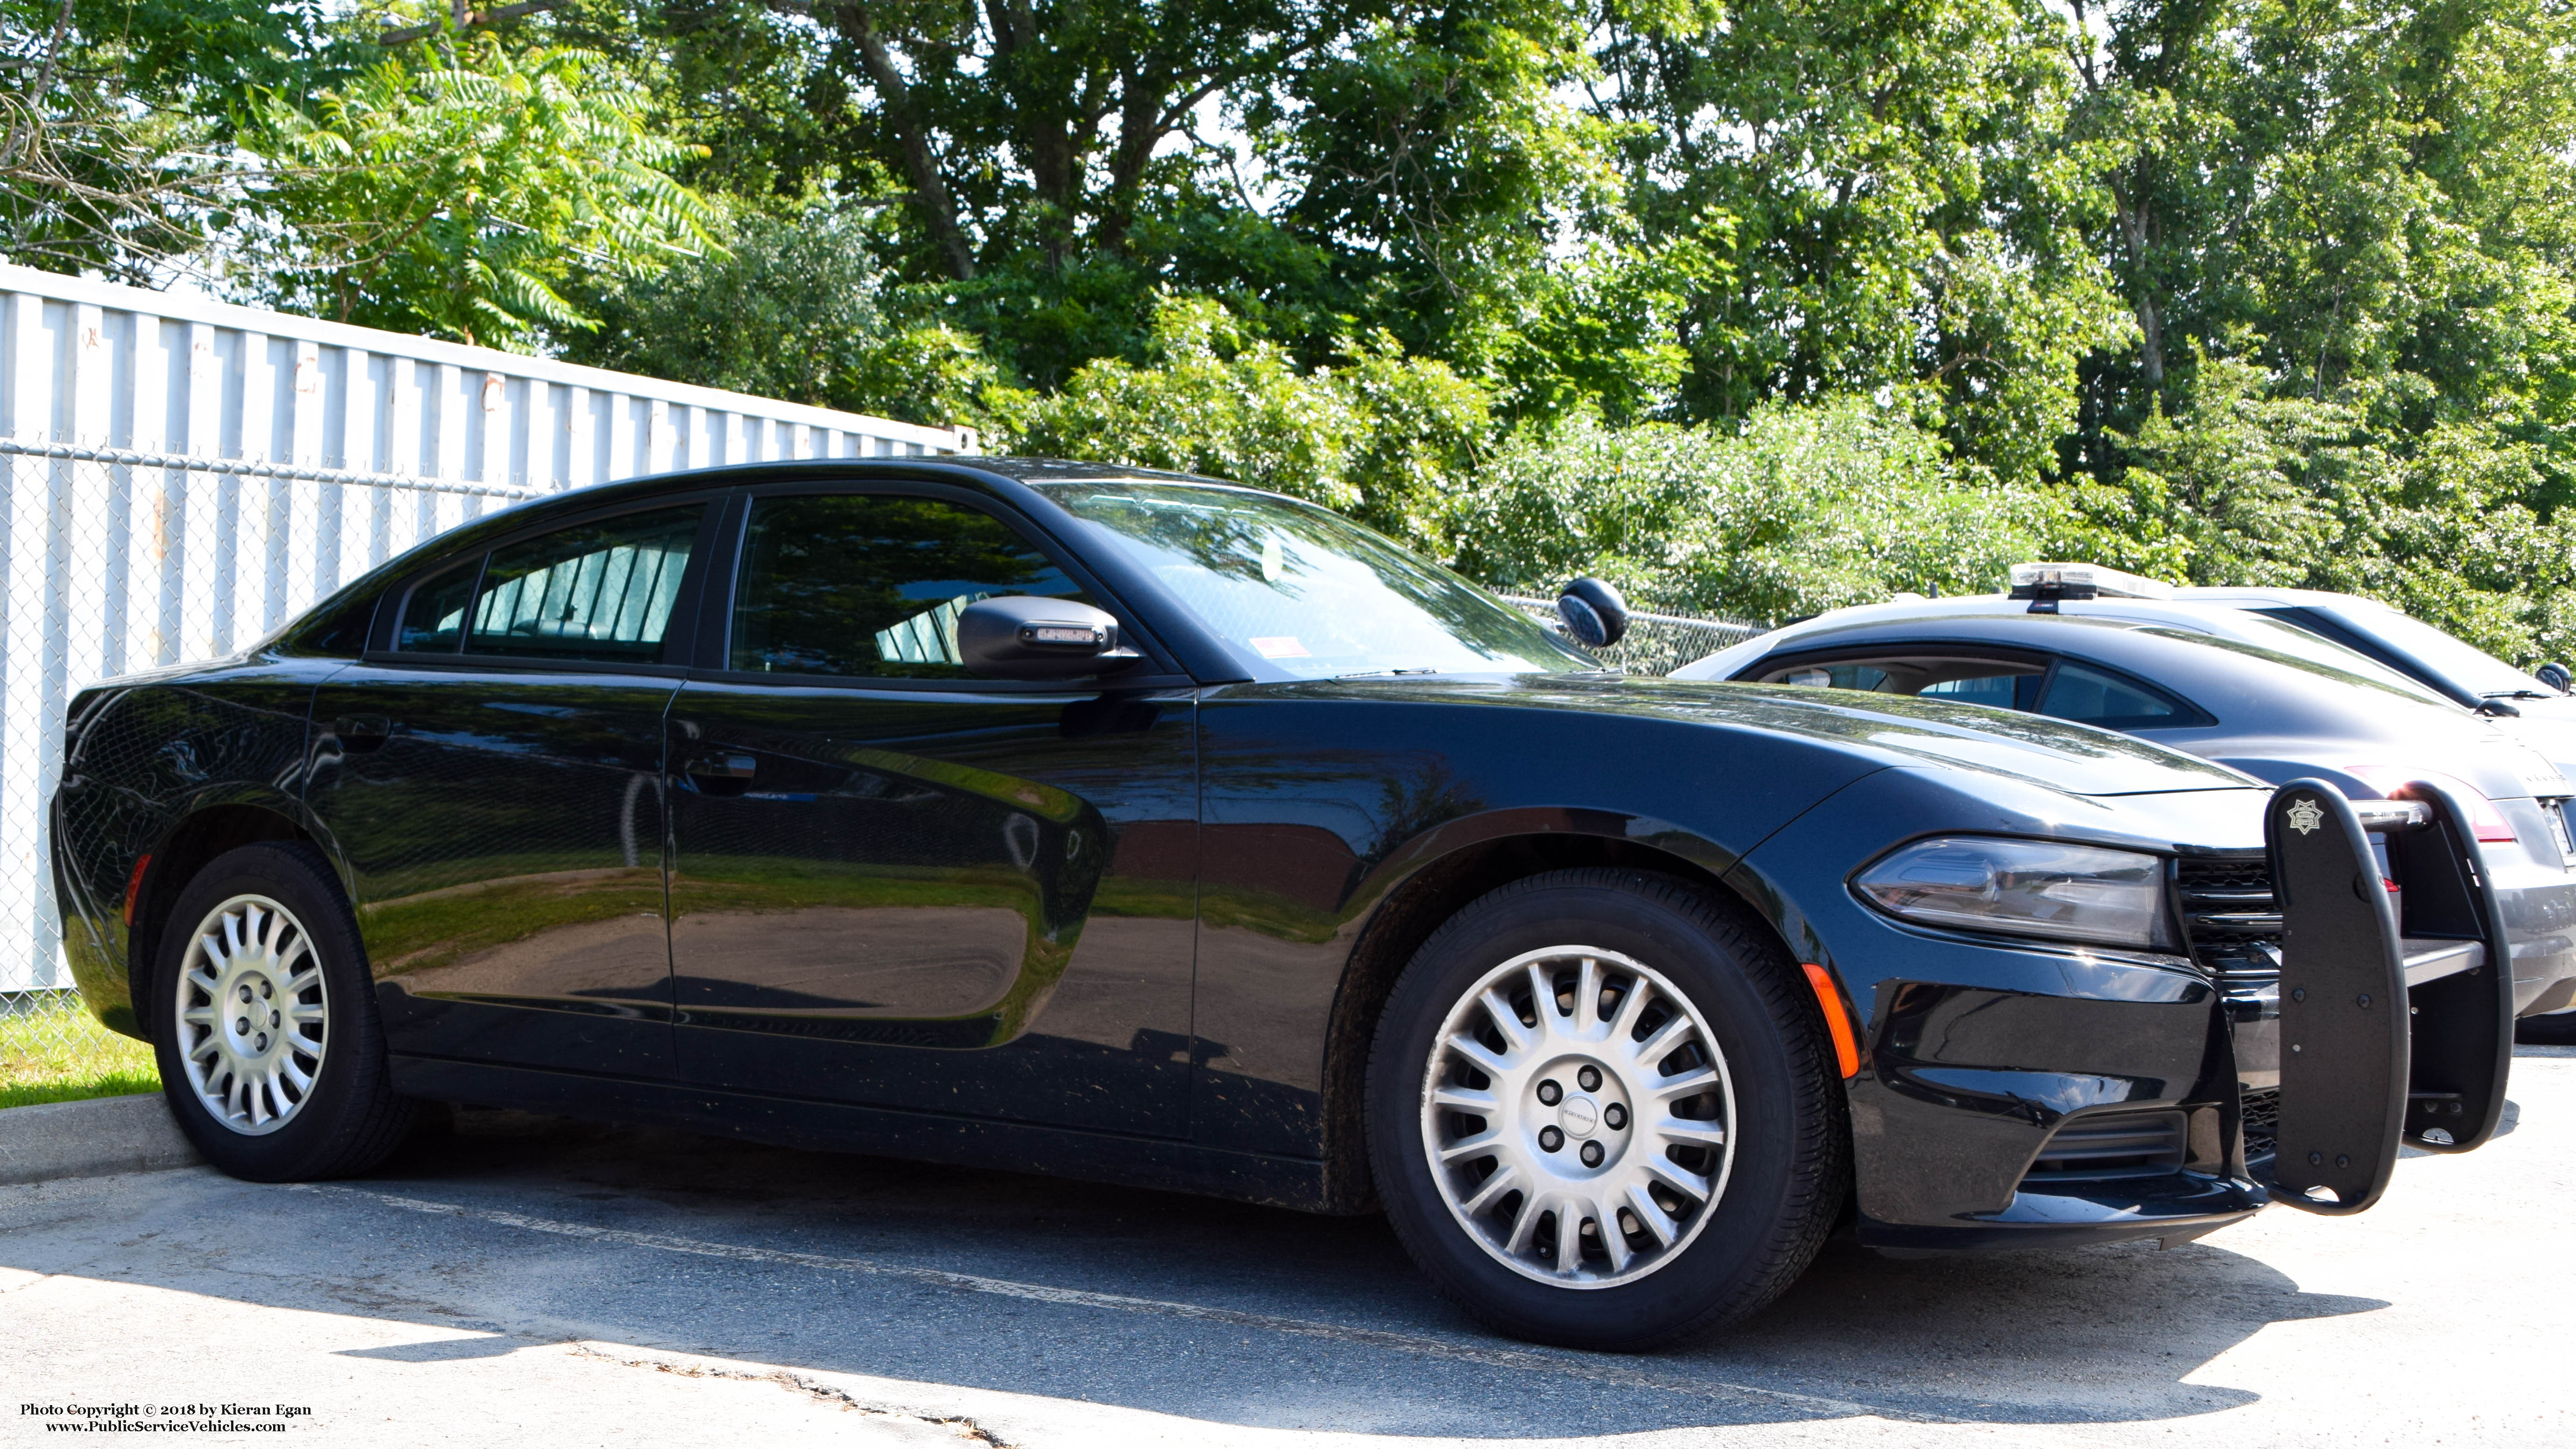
[0,1091,200,1186]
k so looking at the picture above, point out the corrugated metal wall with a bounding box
[0,264,976,992]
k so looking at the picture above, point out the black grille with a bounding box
[2177,855,2281,984]
[2023,1109,2188,1183]
[2240,1087,2280,1162]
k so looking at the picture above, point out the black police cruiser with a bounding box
[48,462,2513,1349]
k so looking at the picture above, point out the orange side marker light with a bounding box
[123,853,152,927]
[1802,963,1861,1079]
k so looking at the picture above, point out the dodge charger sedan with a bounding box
[48,460,2506,1349]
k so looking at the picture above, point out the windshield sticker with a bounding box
[1251,636,1311,659]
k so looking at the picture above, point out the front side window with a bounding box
[461,506,703,662]
[729,493,1093,679]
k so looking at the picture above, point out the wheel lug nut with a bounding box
[1537,1080,1562,1105]
[1539,1126,1564,1152]
[1577,1065,1602,1091]
[234,1017,249,1034]
[237,985,252,1002]
[260,981,273,999]
[254,1033,269,1051]
[1605,1103,1627,1131]
[1581,1140,1605,1167]
[269,1011,281,1027]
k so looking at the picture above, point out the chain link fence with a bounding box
[1499,595,1763,676]
[0,444,543,1104]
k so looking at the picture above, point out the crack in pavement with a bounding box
[295,1182,2115,1446]
[565,1342,1014,1445]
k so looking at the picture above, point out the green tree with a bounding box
[563,201,1026,431]
[245,36,719,350]
[2064,0,2576,484]
[1594,0,2132,480]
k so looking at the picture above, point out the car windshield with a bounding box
[2204,610,2456,706]
[2130,626,2470,707]
[1034,480,1598,679]
[2307,604,2548,698]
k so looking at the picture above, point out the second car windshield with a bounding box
[1033,480,1598,679]
[2302,603,2548,698]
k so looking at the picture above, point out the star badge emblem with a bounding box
[2286,797,2325,835]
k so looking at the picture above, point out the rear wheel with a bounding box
[1365,868,1847,1349]
[151,842,413,1180]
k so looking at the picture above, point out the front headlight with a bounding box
[1854,837,2178,951]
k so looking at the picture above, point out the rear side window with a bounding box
[728,493,1091,679]
[2035,661,2189,728]
[393,505,703,662]
[469,507,702,661]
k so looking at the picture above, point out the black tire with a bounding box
[149,842,413,1181]
[2517,1011,2576,1046]
[1365,868,1848,1350]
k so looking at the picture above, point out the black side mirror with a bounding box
[957,596,1140,681]
[1557,577,1630,648]
[2539,661,2571,694]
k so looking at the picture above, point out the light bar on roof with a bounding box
[2007,562,2175,601]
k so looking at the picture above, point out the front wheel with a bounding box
[1365,869,1848,1349]
[151,842,413,1180]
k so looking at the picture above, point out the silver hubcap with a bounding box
[1419,946,1735,1288]
[172,894,328,1135]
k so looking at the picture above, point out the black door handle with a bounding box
[334,716,393,752]
[683,752,757,795]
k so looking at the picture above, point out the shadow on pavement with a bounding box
[1,1106,2393,1438]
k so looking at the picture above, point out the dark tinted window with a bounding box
[464,506,702,662]
[1918,668,2045,710]
[2037,661,2187,727]
[397,562,479,653]
[729,493,1091,679]
[1766,657,2044,709]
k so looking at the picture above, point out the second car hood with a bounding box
[1295,674,2259,798]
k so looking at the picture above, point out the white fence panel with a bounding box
[0,265,976,993]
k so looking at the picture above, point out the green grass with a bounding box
[0,996,159,1110]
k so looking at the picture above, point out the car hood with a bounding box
[1297,673,2259,799]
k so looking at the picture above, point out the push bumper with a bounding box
[1840,779,2512,1251]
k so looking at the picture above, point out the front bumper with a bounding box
[1736,773,2511,1253]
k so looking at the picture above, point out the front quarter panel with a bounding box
[1730,767,2266,1238]
[1189,682,1891,1157]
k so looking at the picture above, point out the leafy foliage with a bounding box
[20,0,2576,667]
[243,37,719,349]
[1446,399,2068,621]
[560,201,1024,431]
[1017,296,1493,549]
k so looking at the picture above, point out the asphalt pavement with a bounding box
[5,1048,2571,1448]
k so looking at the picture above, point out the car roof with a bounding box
[1681,601,2474,721]
[1675,594,2451,699]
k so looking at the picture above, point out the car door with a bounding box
[664,483,1198,1137]
[306,499,720,1078]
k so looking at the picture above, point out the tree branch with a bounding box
[379,0,572,48]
